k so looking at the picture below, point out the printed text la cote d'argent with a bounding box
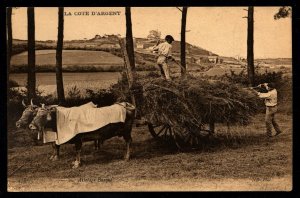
[64,11,121,16]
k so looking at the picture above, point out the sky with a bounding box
[11,7,292,58]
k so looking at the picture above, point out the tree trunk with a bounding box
[123,7,139,119]
[27,7,36,100]
[247,6,255,86]
[181,7,188,76]
[119,38,136,107]
[124,7,137,106]
[125,7,136,73]
[7,7,12,76]
[56,7,65,104]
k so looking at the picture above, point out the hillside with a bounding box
[134,38,218,56]
[11,38,291,74]
[255,58,292,65]
[11,37,220,73]
[12,36,218,58]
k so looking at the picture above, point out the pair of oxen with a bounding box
[16,100,136,168]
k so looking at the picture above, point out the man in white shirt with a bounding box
[152,35,175,80]
[254,83,282,137]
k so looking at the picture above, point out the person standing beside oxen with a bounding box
[152,35,175,80]
[253,83,283,137]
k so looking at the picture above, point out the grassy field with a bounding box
[7,113,292,191]
[11,50,124,67]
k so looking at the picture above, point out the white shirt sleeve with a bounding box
[152,44,160,51]
[258,92,271,99]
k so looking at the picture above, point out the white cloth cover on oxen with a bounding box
[55,102,126,145]
[43,102,97,143]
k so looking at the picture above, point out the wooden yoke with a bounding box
[118,38,137,117]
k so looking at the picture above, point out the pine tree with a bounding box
[56,7,65,104]
[27,7,36,100]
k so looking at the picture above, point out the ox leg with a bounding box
[49,142,55,160]
[94,140,100,150]
[226,122,231,133]
[53,144,60,161]
[209,121,215,134]
[72,141,82,169]
[97,139,101,150]
[123,136,132,161]
[94,140,97,150]
[50,143,60,161]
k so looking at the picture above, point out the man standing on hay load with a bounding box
[152,35,175,80]
[253,83,283,137]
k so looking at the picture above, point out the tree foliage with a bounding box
[274,6,291,20]
[147,30,161,40]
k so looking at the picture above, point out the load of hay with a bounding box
[112,73,262,147]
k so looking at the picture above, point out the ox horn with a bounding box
[47,105,58,111]
[22,99,26,107]
[30,99,34,106]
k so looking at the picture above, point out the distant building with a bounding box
[208,56,218,64]
[135,40,156,50]
[196,59,201,64]
[192,54,219,64]
[94,35,102,39]
[136,43,144,49]
[100,34,119,40]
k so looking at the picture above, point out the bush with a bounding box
[64,90,116,108]
[110,72,131,102]
[85,89,117,107]
[67,85,81,99]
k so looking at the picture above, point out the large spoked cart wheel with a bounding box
[147,120,213,149]
[148,123,172,140]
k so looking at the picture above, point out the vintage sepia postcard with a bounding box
[6,6,292,191]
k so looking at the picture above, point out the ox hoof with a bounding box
[72,161,80,169]
[51,155,58,161]
[124,156,130,161]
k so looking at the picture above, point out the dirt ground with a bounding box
[7,113,292,191]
